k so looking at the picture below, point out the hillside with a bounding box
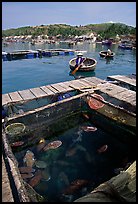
[2,23,136,39]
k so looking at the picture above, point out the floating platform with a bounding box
[2,49,76,61]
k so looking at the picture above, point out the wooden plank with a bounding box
[85,77,104,85]
[9,91,23,102]
[107,75,136,87]
[30,87,47,98]
[2,94,12,105]
[51,83,67,92]
[80,78,97,87]
[69,80,88,89]
[98,83,136,107]
[97,83,127,95]
[40,86,55,95]
[46,85,59,93]
[57,82,73,91]
[18,89,36,100]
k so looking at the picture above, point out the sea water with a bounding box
[12,112,136,202]
[2,42,136,94]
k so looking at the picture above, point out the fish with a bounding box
[19,166,35,173]
[11,141,24,147]
[36,138,47,152]
[28,170,42,187]
[97,144,108,153]
[23,150,36,167]
[82,113,89,119]
[62,179,90,195]
[21,173,34,179]
[81,126,97,132]
[43,140,62,151]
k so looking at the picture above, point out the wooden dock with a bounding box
[2,75,136,113]
[107,74,136,91]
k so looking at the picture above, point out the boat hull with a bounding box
[69,57,97,72]
[99,51,115,58]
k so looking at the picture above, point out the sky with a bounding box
[2,2,136,30]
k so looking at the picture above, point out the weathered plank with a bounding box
[51,83,67,92]
[30,87,47,98]
[86,76,103,85]
[80,78,97,87]
[2,94,12,105]
[107,75,136,86]
[107,75,136,91]
[2,155,14,202]
[9,91,23,102]
[97,82,127,95]
[56,82,73,91]
[18,89,36,100]
[40,86,55,95]
[46,85,59,93]
[69,79,91,90]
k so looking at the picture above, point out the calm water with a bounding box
[2,42,136,94]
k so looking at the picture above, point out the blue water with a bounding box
[2,42,136,94]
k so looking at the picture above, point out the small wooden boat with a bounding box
[69,57,97,72]
[99,51,115,58]
[102,40,112,46]
[118,43,132,50]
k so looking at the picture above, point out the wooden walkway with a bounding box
[107,74,136,91]
[2,76,136,111]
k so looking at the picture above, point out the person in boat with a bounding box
[107,49,112,56]
[75,53,85,68]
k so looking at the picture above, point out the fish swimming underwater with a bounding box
[43,140,62,151]
[11,141,24,147]
[97,144,108,153]
[81,126,97,132]
[19,166,35,174]
[36,138,46,152]
[23,150,36,167]
[28,170,42,187]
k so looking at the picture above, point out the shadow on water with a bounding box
[69,70,96,79]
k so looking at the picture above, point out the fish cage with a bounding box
[2,91,136,202]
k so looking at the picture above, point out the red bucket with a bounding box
[88,94,105,110]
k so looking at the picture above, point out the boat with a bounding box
[118,43,132,50]
[102,40,112,46]
[69,57,97,72]
[99,51,115,58]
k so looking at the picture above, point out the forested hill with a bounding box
[2,23,136,39]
